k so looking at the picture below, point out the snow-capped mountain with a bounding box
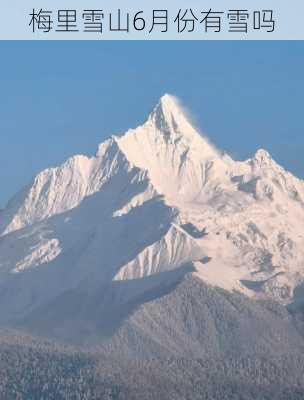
[0,94,304,334]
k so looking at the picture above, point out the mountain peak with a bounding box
[158,93,180,112]
[148,94,197,138]
[254,148,272,162]
[251,148,276,169]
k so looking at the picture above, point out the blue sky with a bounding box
[0,41,303,207]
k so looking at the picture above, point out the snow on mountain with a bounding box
[0,138,139,235]
[0,94,304,326]
[117,94,232,205]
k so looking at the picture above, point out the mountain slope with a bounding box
[18,274,304,357]
[0,94,304,346]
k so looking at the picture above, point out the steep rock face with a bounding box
[0,94,303,334]
[117,94,232,205]
[0,138,156,235]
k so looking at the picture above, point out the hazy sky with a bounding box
[0,41,303,207]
